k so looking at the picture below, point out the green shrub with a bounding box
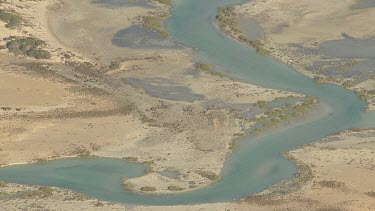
[255,100,267,109]
[314,76,326,83]
[6,37,51,59]
[155,0,172,6]
[342,80,355,88]
[196,170,220,181]
[167,186,184,191]
[140,186,157,192]
[0,10,22,28]
[122,182,135,190]
[141,12,170,37]
[194,63,212,72]
[26,49,51,59]
[123,157,138,162]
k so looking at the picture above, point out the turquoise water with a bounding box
[0,0,374,206]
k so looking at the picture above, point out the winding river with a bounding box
[0,0,374,206]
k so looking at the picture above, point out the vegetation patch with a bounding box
[194,62,223,77]
[279,152,313,192]
[142,160,155,174]
[155,0,172,6]
[255,100,269,109]
[140,12,170,37]
[216,7,239,33]
[216,7,270,55]
[94,201,104,207]
[122,182,135,190]
[108,61,121,70]
[167,185,184,191]
[140,186,157,192]
[251,97,318,136]
[123,157,138,162]
[342,80,355,88]
[314,76,327,84]
[17,187,54,199]
[318,180,347,190]
[366,191,375,197]
[6,37,51,59]
[355,89,374,101]
[0,10,22,28]
[196,170,220,181]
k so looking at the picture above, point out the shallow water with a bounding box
[321,37,375,59]
[237,15,265,40]
[351,0,375,9]
[112,25,178,49]
[0,0,374,206]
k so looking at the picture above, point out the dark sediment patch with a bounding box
[323,59,375,83]
[320,37,375,59]
[203,99,264,120]
[122,77,205,102]
[159,170,180,180]
[237,16,265,40]
[92,0,154,8]
[292,36,375,84]
[112,25,178,49]
[351,0,375,9]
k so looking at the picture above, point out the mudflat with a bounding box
[0,0,374,210]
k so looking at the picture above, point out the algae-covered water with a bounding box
[0,0,373,206]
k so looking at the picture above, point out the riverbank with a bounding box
[1,128,374,210]
[0,0,314,196]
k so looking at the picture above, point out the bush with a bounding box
[140,186,157,192]
[155,0,172,6]
[167,186,184,191]
[123,157,138,162]
[194,63,212,72]
[0,10,22,28]
[26,49,51,59]
[342,80,355,88]
[196,171,220,181]
[314,76,326,83]
[6,37,51,59]
[141,12,170,37]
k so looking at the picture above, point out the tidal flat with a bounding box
[0,0,374,210]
